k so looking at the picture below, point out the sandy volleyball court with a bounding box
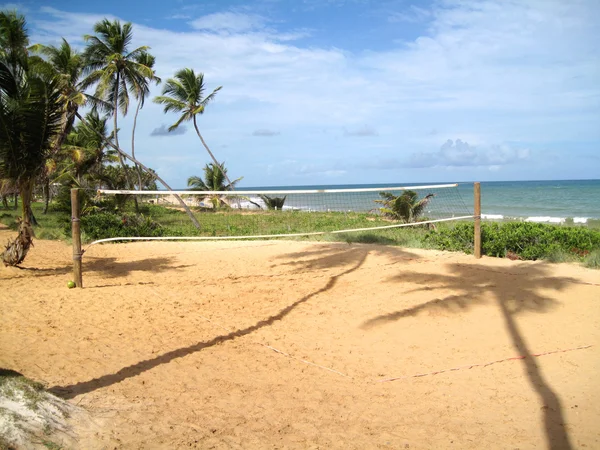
[1,226,599,449]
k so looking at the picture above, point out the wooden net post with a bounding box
[71,188,83,287]
[474,182,481,259]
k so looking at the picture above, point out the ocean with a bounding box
[242,179,600,224]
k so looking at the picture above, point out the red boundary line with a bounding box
[378,344,593,383]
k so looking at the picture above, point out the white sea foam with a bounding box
[482,214,504,220]
[573,217,588,224]
[525,216,565,224]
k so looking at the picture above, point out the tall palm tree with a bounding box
[153,69,233,188]
[82,19,152,194]
[187,162,241,208]
[131,51,160,192]
[29,38,108,212]
[0,11,63,266]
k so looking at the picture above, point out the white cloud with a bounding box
[23,0,600,185]
[189,12,266,33]
[388,5,431,23]
[168,14,191,20]
[253,129,280,136]
[150,125,187,137]
[344,125,378,137]
[406,139,530,169]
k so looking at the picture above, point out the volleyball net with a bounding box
[84,183,474,246]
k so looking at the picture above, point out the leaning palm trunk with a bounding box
[131,98,144,193]
[42,176,50,214]
[1,219,34,266]
[43,103,78,214]
[112,75,139,212]
[192,117,240,208]
[1,180,35,266]
[75,112,202,229]
[192,117,235,190]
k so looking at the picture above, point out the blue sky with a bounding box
[4,0,600,187]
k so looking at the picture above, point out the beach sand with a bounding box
[1,225,599,449]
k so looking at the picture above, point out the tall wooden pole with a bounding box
[71,188,83,287]
[474,182,482,259]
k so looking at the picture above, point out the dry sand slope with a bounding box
[1,226,599,449]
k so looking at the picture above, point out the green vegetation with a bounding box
[0,11,64,265]
[2,199,599,268]
[426,221,600,262]
[375,190,435,222]
[583,250,600,269]
[259,194,287,210]
[154,68,231,187]
[1,11,597,270]
[0,369,46,411]
[1,10,227,265]
[187,162,242,208]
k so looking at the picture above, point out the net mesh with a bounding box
[89,184,473,244]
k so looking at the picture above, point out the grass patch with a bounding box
[0,202,69,240]
[0,369,46,411]
[3,199,600,265]
[583,250,600,269]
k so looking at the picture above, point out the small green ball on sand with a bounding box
[67,281,76,289]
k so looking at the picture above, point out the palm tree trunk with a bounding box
[112,74,139,212]
[192,116,235,190]
[43,176,50,214]
[1,179,35,266]
[75,112,202,230]
[131,98,144,192]
[52,103,78,157]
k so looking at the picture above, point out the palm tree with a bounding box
[259,195,287,210]
[29,38,108,212]
[72,109,203,229]
[59,110,116,185]
[131,51,160,193]
[187,162,241,208]
[0,11,63,265]
[153,69,233,187]
[0,10,28,72]
[375,190,435,223]
[82,19,152,195]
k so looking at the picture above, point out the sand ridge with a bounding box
[1,226,599,449]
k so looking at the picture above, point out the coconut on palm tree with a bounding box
[153,69,233,187]
[187,162,242,208]
[0,11,63,265]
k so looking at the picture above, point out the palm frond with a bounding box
[168,113,188,131]
[153,95,186,114]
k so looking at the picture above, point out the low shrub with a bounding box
[425,222,600,261]
[68,212,166,241]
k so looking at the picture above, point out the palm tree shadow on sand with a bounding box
[363,262,579,450]
[6,256,193,281]
[50,244,419,399]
